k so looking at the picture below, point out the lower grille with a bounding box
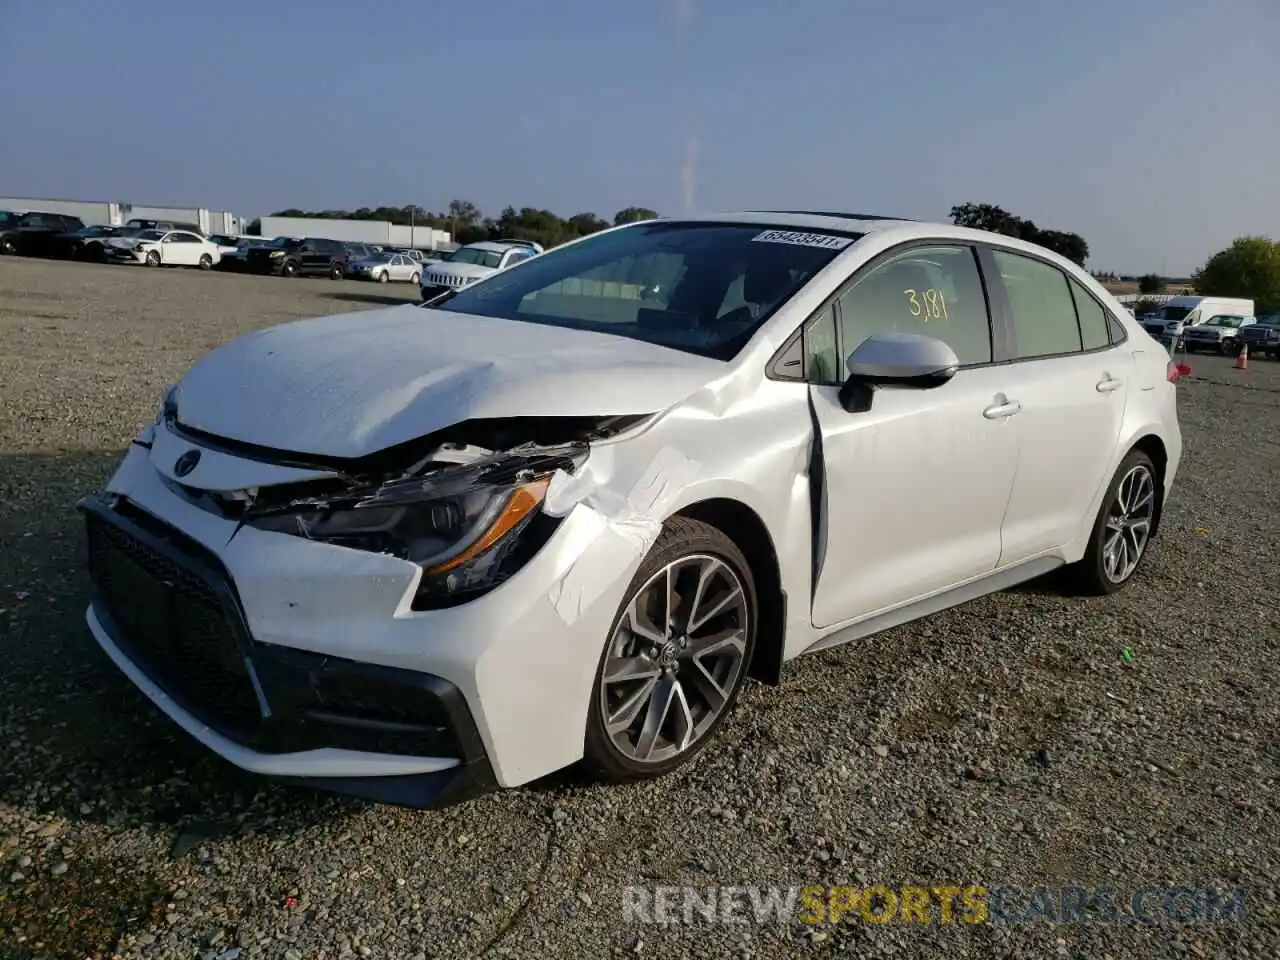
[85,509,263,738]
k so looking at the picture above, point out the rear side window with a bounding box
[1069,279,1111,351]
[835,244,993,366]
[990,250,1081,359]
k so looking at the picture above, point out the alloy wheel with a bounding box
[1102,464,1155,583]
[599,554,748,764]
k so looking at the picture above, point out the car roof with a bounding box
[656,210,1101,274]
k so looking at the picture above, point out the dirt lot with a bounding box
[0,257,1277,959]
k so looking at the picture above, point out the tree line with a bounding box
[248,201,660,249]
[248,198,1093,263]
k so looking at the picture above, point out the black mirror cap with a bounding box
[837,363,958,413]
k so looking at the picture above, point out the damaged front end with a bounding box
[204,415,652,611]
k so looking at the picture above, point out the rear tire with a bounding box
[583,517,757,783]
[410,271,420,285]
[1067,449,1158,596]
[0,237,14,255]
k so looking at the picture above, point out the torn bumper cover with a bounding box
[79,417,697,798]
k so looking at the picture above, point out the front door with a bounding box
[808,242,1020,628]
[982,249,1129,563]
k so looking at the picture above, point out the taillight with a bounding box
[1167,361,1191,383]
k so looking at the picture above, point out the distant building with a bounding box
[257,216,452,251]
[0,196,241,235]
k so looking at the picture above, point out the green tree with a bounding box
[950,201,1089,266]
[567,212,611,237]
[244,218,261,236]
[614,207,660,225]
[1193,237,1280,313]
[1034,229,1089,267]
[1138,273,1163,295]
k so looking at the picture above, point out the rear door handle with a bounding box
[1096,374,1124,393]
[983,398,1021,419]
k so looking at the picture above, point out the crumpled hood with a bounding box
[172,305,725,459]
[423,261,495,282]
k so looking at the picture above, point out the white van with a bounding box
[1141,296,1254,350]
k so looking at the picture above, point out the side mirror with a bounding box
[837,332,960,413]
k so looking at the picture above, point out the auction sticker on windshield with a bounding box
[752,230,856,250]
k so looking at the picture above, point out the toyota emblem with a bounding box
[173,450,201,477]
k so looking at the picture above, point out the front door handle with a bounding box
[983,397,1021,419]
[1096,374,1124,393]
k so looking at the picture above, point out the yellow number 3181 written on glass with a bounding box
[904,288,949,321]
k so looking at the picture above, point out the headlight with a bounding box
[158,384,178,423]
[245,446,583,607]
[269,250,285,258]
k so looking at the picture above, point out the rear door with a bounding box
[981,247,1130,564]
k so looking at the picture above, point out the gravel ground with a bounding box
[0,256,1277,960]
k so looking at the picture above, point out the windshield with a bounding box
[1255,314,1280,327]
[449,247,505,268]
[138,230,165,242]
[209,234,234,245]
[78,225,114,237]
[1204,315,1245,328]
[1158,306,1194,325]
[434,221,861,360]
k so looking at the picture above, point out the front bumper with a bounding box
[79,434,638,796]
[81,494,496,807]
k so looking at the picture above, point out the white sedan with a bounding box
[79,211,1183,808]
[106,229,222,269]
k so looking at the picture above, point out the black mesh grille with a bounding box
[85,511,263,738]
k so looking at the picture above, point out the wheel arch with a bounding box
[1129,433,1169,538]
[674,498,785,686]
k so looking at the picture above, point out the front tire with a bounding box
[329,262,344,280]
[583,517,756,783]
[1069,449,1158,595]
[377,270,389,283]
[282,259,298,277]
[198,253,213,270]
[410,271,420,285]
[145,250,161,267]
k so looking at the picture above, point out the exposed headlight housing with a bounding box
[244,444,584,608]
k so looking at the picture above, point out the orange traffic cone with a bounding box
[1235,343,1249,370]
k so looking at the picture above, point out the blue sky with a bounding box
[0,0,1276,274]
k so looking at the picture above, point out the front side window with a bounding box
[435,222,860,360]
[835,244,993,366]
[991,249,1081,359]
[1203,314,1245,328]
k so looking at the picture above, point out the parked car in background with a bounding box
[347,251,423,284]
[43,224,129,261]
[1,211,86,256]
[1181,313,1254,354]
[106,229,222,269]
[246,236,352,279]
[1141,296,1254,349]
[418,239,542,301]
[1238,313,1280,359]
[343,242,379,261]
[215,237,277,272]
